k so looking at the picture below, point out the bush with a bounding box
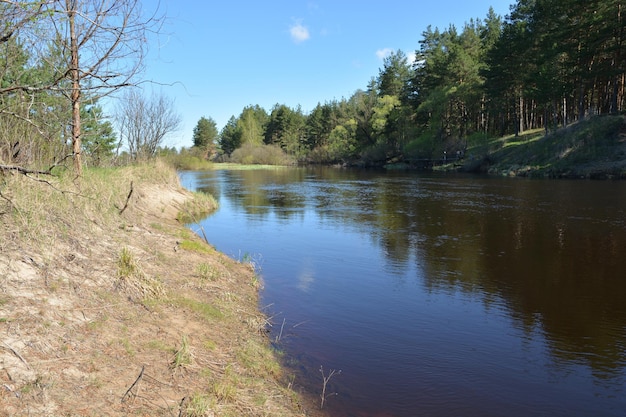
[230,143,295,165]
[160,148,213,170]
[403,132,437,161]
[307,146,332,164]
[359,142,391,166]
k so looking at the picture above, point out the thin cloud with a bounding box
[407,51,417,65]
[290,21,310,43]
[376,48,393,60]
[307,2,320,12]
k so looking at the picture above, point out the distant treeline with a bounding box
[201,0,625,166]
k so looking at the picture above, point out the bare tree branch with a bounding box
[0,1,50,44]
[116,89,181,160]
[0,164,54,175]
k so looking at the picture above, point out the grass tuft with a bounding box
[115,247,165,300]
[196,262,219,281]
[171,334,193,369]
[117,247,136,278]
[184,394,215,416]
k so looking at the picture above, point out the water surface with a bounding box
[179,167,626,417]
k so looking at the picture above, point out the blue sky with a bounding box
[142,1,514,148]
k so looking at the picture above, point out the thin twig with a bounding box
[275,317,286,343]
[196,222,210,245]
[121,365,145,403]
[319,365,341,409]
[118,180,134,214]
[186,210,210,244]
[142,372,174,388]
[178,396,189,417]
[0,189,13,210]
[1,342,31,370]
[292,320,309,328]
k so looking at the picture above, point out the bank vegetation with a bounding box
[0,161,316,416]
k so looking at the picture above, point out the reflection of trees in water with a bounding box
[379,178,626,383]
[203,167,626,382]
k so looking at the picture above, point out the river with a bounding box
[179,167,626,417]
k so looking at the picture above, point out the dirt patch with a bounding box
[0,167,317,416]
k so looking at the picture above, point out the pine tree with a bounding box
[192,116,218,150]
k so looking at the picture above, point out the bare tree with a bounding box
[42,0,163,174]
[117,89,181,160]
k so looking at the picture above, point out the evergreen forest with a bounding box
[209,0,625,166]
[1,1,624,170]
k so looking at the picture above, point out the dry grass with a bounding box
[176,191,218,224]
[0,160,317,416]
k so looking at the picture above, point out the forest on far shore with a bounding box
[188,0,624,167]
[2,1,624,172]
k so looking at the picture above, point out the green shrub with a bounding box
[230,143,295,165]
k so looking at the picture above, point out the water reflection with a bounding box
[180,167,626,416]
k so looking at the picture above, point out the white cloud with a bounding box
[376,48,393,60]
[290,21,310,43]
[407,51,417,65]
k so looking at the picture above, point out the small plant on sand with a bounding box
[319,365,341,409]
[116,247,165,300]
[117,247,136,278]
[184,394,214,416]
[171,334,192,369]
[239,251,263,272]
[196,262,219,281]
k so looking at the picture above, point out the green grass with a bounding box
[211,162,292,170]
[464,115,626,178]
[236,339,281,378]
[174,297,223,321]
[179,239,212,254]
[210,365,239,403]
[118,337,135,357]
[196,262,219,281]
[184,394,215,416]
[145,339,171,352]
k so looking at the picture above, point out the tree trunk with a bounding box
[515,94,526,136]
[68,0,82,175]
[612,3,623,114]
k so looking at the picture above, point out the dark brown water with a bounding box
[180,167,626,417]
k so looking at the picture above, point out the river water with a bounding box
[179,167,626,417]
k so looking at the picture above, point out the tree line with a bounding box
[194,0,624,166]
[2,1,623,171]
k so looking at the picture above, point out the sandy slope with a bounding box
[0,172,313,416]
